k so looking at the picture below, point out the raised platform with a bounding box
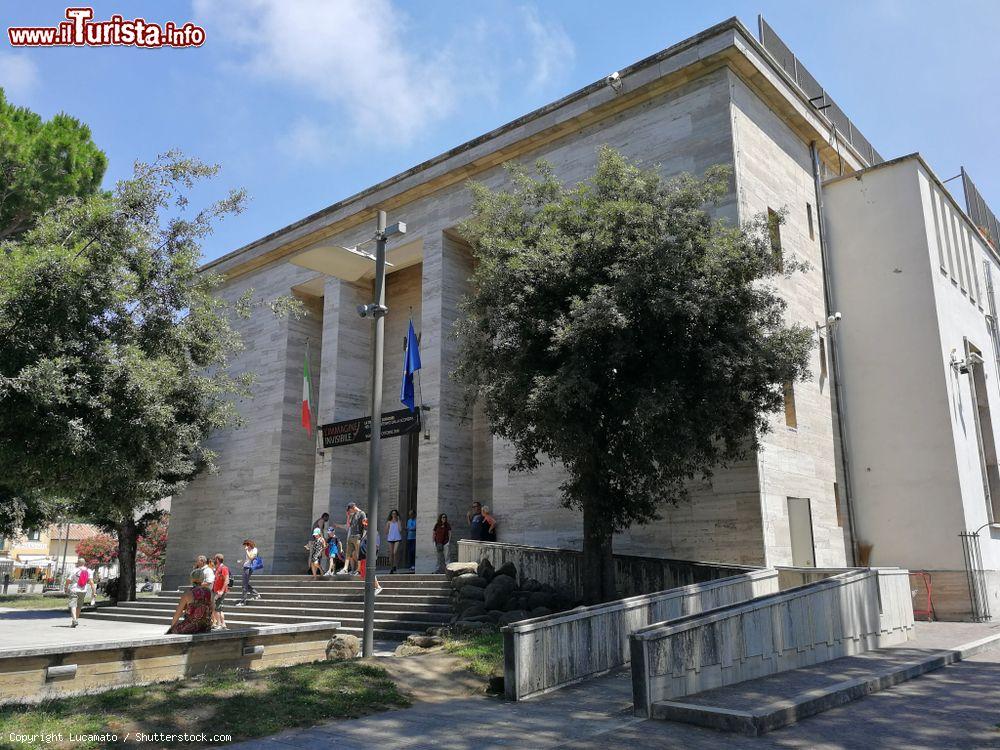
[650,621,1000,735]
[81,573,451,640]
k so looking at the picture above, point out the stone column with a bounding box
[312,277,372,527]
[416,232,475,571]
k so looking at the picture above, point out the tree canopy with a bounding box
[456,147,814,602]
[0,88,107,240]
[0,152,282,598]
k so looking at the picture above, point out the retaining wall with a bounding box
[458,540,760,601]
[0,622,340,704]
[629,568,914,716]
[501,569,779,701]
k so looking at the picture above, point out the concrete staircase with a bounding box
[80,574,452,640]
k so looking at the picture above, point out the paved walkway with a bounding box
[0,607,168,650]
[227,623,1000,750]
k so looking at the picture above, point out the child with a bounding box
[325,528,343,576]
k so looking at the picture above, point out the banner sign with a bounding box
[321,408,421,448]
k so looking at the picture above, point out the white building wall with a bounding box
[825,156,1000,587]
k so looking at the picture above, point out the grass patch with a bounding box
[443,631,504,677]
[0,659,409,749]
[0,593,160,611]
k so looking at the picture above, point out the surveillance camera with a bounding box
[605,71,622,92]
[357,304,369,318]
[827,312,842,325]
[969,352,985,367]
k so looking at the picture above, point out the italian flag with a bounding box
[302,351,314,434]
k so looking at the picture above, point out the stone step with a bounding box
[79,610,417,640]
[154,594,451,610]
[178,581,452,593]
[247,570,448,586]
[110,601,452,623]
[157,591,451,605]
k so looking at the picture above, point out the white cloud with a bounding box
[520,6,575,92]
[192,0,576,160]
[0,53,40,98]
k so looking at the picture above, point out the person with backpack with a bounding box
[65,558,96,628]
[235,539,262,606]
[325,527,343,576]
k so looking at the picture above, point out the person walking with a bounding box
[65,557,96,628]
[235,539,261,606]
[433,514,452,574]
[325,527,343,576]
[335,502,367,576]
[385,509,402,574]
[167,568,213,634]
[212,553,230,630]
[406,509,417,573]
[358,532,382,596]
[305,528,326,579]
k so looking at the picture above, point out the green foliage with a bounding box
[443,630,504,677]
[456,147,813,597]
[0,660,408,748]
[0,88,107,240]
[0,150,303,597]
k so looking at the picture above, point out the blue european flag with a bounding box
[400,320,422,412]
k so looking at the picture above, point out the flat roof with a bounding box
[205,16,872,280]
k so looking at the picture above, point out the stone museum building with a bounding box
[163,17,1000,620]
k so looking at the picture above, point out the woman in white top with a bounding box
[385,509,403,574]
[235,539,260,606]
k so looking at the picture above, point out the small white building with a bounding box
[825,154,1000,620]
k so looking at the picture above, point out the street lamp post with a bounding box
[360,210,405,657]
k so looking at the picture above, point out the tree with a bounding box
[76,532,119,567]
[455,148,813,603]
[137,513,169,578]
[0,88,107,240]
[0,152,293,600]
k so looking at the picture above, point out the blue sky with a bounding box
[2,0,999,262]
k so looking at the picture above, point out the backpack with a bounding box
[77,568,90,587]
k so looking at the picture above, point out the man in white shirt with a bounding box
[65,558,96,628]
[196,555,215,588]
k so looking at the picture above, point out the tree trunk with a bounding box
[582,499,616,604]
[116,518,138,603]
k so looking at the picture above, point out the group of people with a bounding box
[166,540,260,635]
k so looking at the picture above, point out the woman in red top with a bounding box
[432,514,452,574]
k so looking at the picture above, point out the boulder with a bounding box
[454,597,483,613]
[522,578,542,592]
[465,613,497,624]
[527,591,556,610]
[451,573,479,590]
[528,606,552,619]
[503,599,522,612]
[494,561,517,580]
[498,610,529,626]
[462,575,488,589]
[446,561,479,577]
[326,634,360,660]
[406,634,444,648]
[477,558,495,581]
[395,643,438,657]
[483,574,517,610]
[459,585,486,601]
[459,603,487,619]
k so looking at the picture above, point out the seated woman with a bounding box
[167,567,214,634]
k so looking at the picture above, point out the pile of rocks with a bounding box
[448,558,576,628]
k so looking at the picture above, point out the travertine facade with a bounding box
[165,18,866,587]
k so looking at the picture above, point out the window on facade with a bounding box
[768,208,783,271]
[27,529,40,541]
[783,381,797,429]
[806,203,815,241]
[968,342,1000,521]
